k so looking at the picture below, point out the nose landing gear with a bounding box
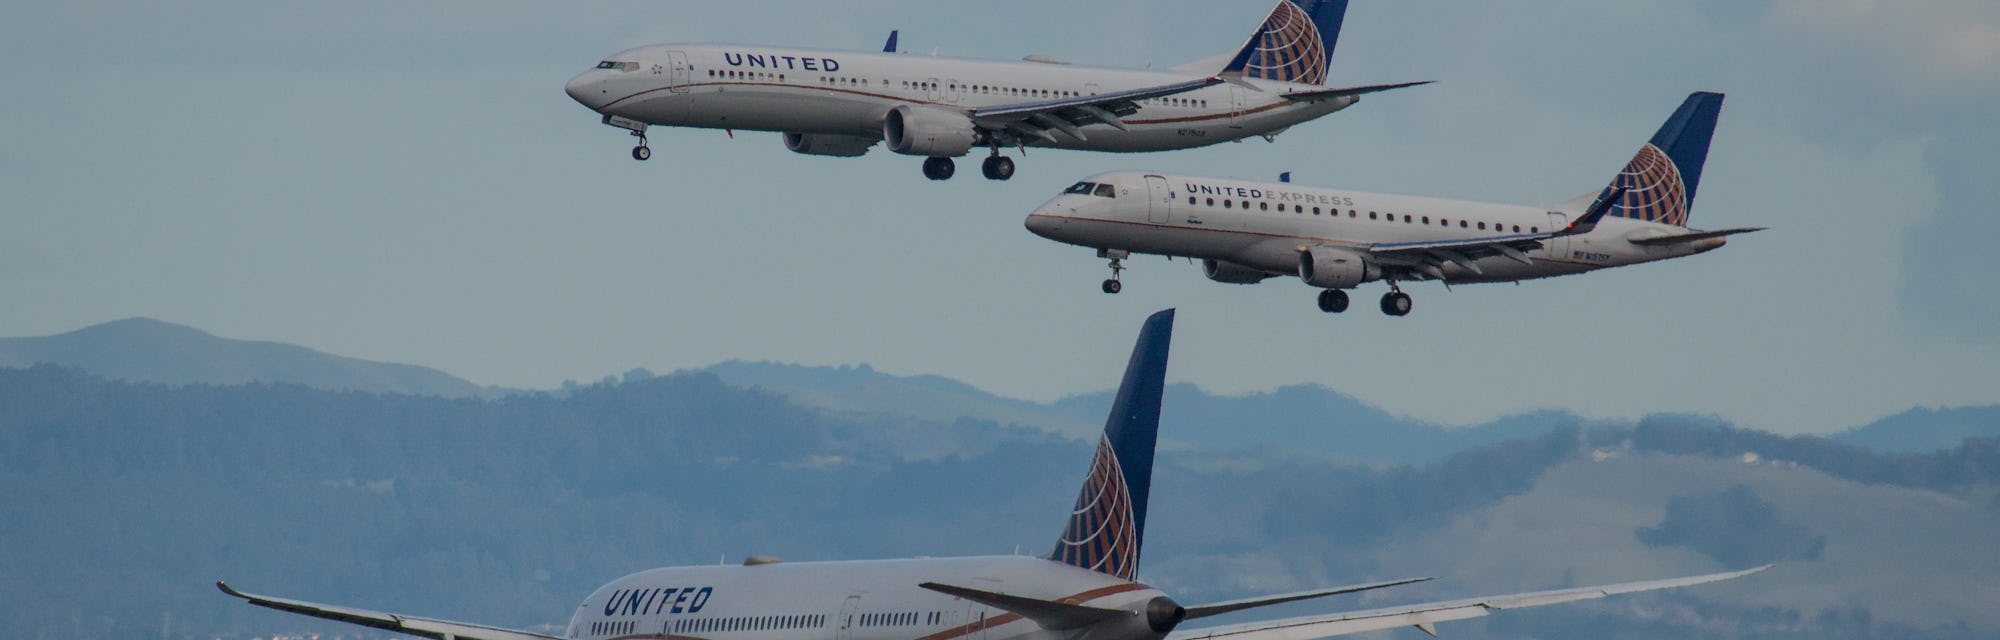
[1098,248,1129,294]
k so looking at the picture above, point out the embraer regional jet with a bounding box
[562,0,1426,180]
[1026,93,1763,315]
[220,310,1767,640]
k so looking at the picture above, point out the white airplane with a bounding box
[562,1,1428,181]
[1024,92,1764,315]
[219,310,1768,640]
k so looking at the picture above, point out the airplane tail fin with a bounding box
[1049,309,1174,581]
[1587,92,1725,228]
[1221,0,1349,85]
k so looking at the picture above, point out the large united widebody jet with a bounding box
[1026,92,1764,315]
[220,310,1768,640]
[562,0,1427,181]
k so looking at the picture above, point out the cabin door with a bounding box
[666,51,691,92]
[1144,175,1173,224]
[837,595,861,640]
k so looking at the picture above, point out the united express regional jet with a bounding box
[1026,93,1763,315]
[562,0,1426,180]
[219,310,1767,640]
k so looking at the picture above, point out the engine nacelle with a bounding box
[882,104,977,157]
[1202,259,1276,284]
[1297,245,1379,289]
[782,132,877,157]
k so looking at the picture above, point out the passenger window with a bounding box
[1312,207,1321,215]
[1223,200,1233,209]
[1369,211,1377,220]
[1241,200,1250,209]
[1460,220,1468,228]
[1531,226,1539,232]
[1478,222,1487,230]
[1187,197,1196,205]
[1422,216,1431,224]
[1093,184,1117,198]
[1205,197,1215,206]
[1404,215,1412,223]
[1259,202,1269,211]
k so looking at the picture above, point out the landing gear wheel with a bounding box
[1316,289,1350,313]
[1380,291,1413,316]
[922,157,956,181]
[631,145,651,161]
[1102,279,1122,294]
[981,155,1015,181]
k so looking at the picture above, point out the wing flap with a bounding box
[1168,565,1769,640]
[1184,577,1431,620]
[218,581,562,640]
[1627,227,1766,246]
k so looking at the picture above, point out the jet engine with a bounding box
[1297,245,1380,289]
[782,132,877,157]
[1202,259,1276,284]
[882,104,977,157]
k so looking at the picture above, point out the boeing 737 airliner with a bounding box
[1026,92,1763,315]
[220,310,1767,640]
[562,1,1426,180]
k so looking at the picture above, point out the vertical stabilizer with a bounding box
[1222,0,1350,85]
[1049,309,1174,581]
[1596,92,1725,227]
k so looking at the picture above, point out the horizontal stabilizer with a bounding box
[1627,226,1765,246]
[1281,81,1433,101]
[919,582,1131,630]
[1185,577,1433,620]
[217,581,560,640]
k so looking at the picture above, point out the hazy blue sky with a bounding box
[3,1,1995,435]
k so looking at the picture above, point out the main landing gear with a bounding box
[1379,283,1413,316]
[631,140,651,161]
[1316,289,1350,313]
[922,157,956,180]
[980,154,1015,181]
[1314,284,1412,316]
[920,154,1016,181]
[1099,248,1128,294]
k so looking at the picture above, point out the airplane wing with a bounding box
[1346,187,1625,280]
[1627,227,1765,246]
[1167,565,1770,640]
[217,581,562,640]
[1280,80,1434,102]
[970,76,1223,145]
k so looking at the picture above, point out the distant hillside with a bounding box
[3,366,1998,639]
[705,362,1593,465]
[1835,405,2000,452]
[0,318,491,398]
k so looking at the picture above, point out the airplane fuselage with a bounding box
[1026,172,1726,285]
[563,44,1356,154]
[569,556,1167,640]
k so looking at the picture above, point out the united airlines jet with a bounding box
[562,1,1426,180]
[219,310,1766,640]
[1026,93,1763,315]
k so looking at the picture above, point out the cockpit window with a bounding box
[1064,181,1096,195]
[1092,184,1117,198]
[596,60,639,71]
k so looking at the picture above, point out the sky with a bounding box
[2,1,1996,435]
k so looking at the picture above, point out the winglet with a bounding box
[217,580,247,598]
[883,30,899,53]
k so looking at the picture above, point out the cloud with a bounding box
[1771,1,2000,97]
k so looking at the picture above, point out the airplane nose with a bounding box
[1024,213,1065,239]
[564,72,599,109]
